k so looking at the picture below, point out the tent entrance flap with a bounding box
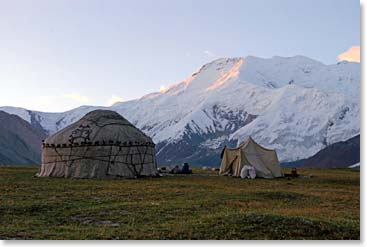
[220,153,238,176]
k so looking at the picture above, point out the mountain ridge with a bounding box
[0,55,360,166]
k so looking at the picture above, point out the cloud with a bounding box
[106,95,123,106]
[337,46,360,62]
[30,93,90,112]
[35,95,59,106]
[204,50,215,57]
[159,85,168,93]
[63,93,89,103]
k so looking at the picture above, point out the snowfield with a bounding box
[0,55,360,165]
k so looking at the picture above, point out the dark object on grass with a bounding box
[168,163,192,174]
[181,163,192,174]
[157,166,168,173]
[291,167,299,177]
[284,167,300,178]
[170,165,181,174]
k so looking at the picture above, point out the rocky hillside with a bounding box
[282,135,360,168]
[0,111,47,165]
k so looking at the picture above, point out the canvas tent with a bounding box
[219,137,283,178]
[37,110,157,179]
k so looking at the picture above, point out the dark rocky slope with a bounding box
[0,111,47,165]
[282,135,360,168]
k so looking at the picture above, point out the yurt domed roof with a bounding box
[44,110,153,146]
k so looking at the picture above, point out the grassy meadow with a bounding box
[0,166,359,240]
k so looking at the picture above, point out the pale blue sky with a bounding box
[0,0,360,112]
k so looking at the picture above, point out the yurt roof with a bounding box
[44,110,153,146]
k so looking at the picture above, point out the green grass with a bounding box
[0,166,359,240]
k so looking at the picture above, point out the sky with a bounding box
[0,0,360,112]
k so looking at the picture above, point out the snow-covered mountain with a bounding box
[0,55,360,165]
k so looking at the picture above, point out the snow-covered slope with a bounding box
[349,163,360,169]
[0,106,107,135]
[0,55,360,165]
